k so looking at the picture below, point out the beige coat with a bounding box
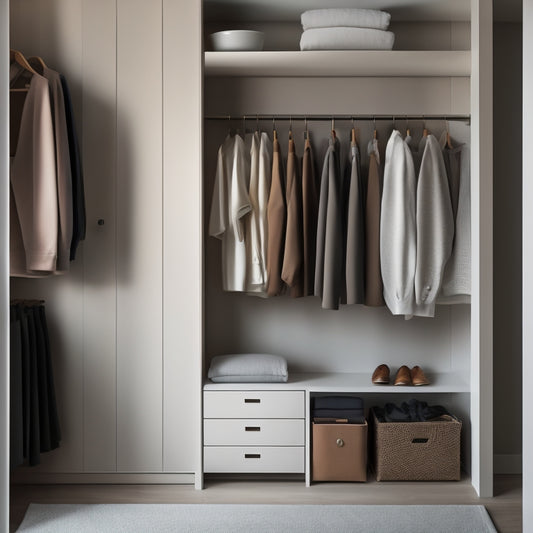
[10,64,58,276]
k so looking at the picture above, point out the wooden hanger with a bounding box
[10,49,38,75]
[288,116,293,141]
[272,117,277,142]
[28,55,47,75]
[304,117,310,149]
[445,119,454,149]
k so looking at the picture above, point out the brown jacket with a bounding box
[266,135,286,296]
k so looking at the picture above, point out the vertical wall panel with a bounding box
[1,0,9,526]
[470,0,493,497]
[523,1,533,530]
[82,0,118,472]
[116,0,163,472]
[162,0,202,476]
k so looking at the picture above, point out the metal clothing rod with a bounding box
[204,114,471,123]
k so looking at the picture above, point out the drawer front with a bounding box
[204,446,305,473]
[204,391,305,419]
[204,419,305,446]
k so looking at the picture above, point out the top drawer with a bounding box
[204,391,305,419]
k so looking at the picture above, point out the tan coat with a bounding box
[266,136,286,297]
[282,138,304,297]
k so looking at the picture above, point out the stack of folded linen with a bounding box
[300,8,394,51]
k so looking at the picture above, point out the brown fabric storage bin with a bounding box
[312,420,367,482]
[372,410,462,481]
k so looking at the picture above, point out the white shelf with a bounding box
[204,371,470,394]
[204,50,471,77]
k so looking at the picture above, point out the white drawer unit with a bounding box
[204,446,305,473]
[203,389,306,475]
[204,390,305,419]
[204,419,305,446]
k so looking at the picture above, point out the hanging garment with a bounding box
[29,61,74,273]
[39,305,61,449]
[315,134,343,310]
[246,132,272,295]
[380,130,417,316]
[364,138,385,307]
[345,141,365,304]
[209,134,252,291]
[266,134,286,297]
[301,137,319,296]
[10,316,24,470]
[61,74,86,261]
[282,138,304,297]
[9,63,58,276]
[25,306,41,465]
[438,137,471,304]
[10,302,61,467]
[414,134,454,315]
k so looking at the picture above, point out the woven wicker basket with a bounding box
[372,409,462,481]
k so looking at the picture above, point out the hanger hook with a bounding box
[256,114,259,132]
[272,116,276,131]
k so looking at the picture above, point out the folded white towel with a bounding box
[301,8,391,31]
[300,28,395,51]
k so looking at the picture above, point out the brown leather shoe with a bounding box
[411,365,430,386]
[394,365,412,386]
[372,364,390,384]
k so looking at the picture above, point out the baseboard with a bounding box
[494,454,522,474]
[10,472,196,484]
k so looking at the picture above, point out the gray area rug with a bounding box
[18,503,497,532]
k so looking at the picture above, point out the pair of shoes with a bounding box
[371,364,430,386]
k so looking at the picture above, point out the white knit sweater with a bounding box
[380,130,417,315]
[414,134,454,316]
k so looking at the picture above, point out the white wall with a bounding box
[1,0,10,528]
[523,1,533,530]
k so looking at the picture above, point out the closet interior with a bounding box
[202,0,492,495]
[7,0,491,501]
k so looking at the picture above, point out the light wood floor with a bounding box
[10,475,521,532]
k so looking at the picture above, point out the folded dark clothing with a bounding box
[312,408,364,423]
[373,399,451,423]
[313,396,363,410]
[313,417,366,424]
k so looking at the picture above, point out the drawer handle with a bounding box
[244,453,261,459]
[245,426,261,432]
[336,438,344,448]
[412,438,429,444]
[244,398,261,403]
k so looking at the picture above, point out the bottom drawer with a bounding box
[204,446,305,473]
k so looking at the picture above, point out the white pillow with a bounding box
[208,353,289,383]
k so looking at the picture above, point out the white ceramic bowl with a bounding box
[210,30,264,51]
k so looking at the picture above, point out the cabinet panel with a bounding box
[82,0,118,472]
[116,0,163,472]
[162,0,202,474]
